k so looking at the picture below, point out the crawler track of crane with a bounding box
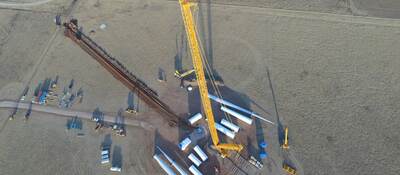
[63,21,187,127]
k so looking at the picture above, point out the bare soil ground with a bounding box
[0,110,159,175]
[0,0,399,175]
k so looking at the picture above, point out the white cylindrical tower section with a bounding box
[209,93,274,125]
[189,165,203,175]
[220,118,240,132]
[188,113,202,125]
[193,145,208,161]
[178,137,191,151]
[188,153,202,167]
[209,94,253,115]
[215,123,235,139]
[157,146,188,175]
[153,154,176,175]
[221,106,253,125]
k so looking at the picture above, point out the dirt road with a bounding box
[0,100,153,131]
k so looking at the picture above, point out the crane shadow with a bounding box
[198,0,220,78]
[174,30,186,72]
[265,66,285,145]
[174,0,222,83]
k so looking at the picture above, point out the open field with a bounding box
[0,110,159,175]
[0,0,399,174]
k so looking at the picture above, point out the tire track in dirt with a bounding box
[0,0,54,7]
[0,13,19,56]
[0,0,79,134]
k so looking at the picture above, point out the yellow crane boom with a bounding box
[178,0,243,157]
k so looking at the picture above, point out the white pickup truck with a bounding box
[101,148,110,164]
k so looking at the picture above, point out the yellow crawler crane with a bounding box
[178,0,243,157]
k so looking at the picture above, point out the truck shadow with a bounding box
[115,108,125,131]
[112,145,123,169]
[265,66,285,146]
[101,134,112,148]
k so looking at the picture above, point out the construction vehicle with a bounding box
[20,87,29,101]
[94,122,104,130]
[282,127,289,149]
[283,163,297,175]
[125,107,136,114]
[24,102,33,121]
[175,69,195,79]
[178,0,243,157]
[112,124,126,137]
[176,68,224,89]
[50,76,58,94]
[51,81,57,90]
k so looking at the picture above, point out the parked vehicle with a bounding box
[110,167,121,172]
[101,147,110,164]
